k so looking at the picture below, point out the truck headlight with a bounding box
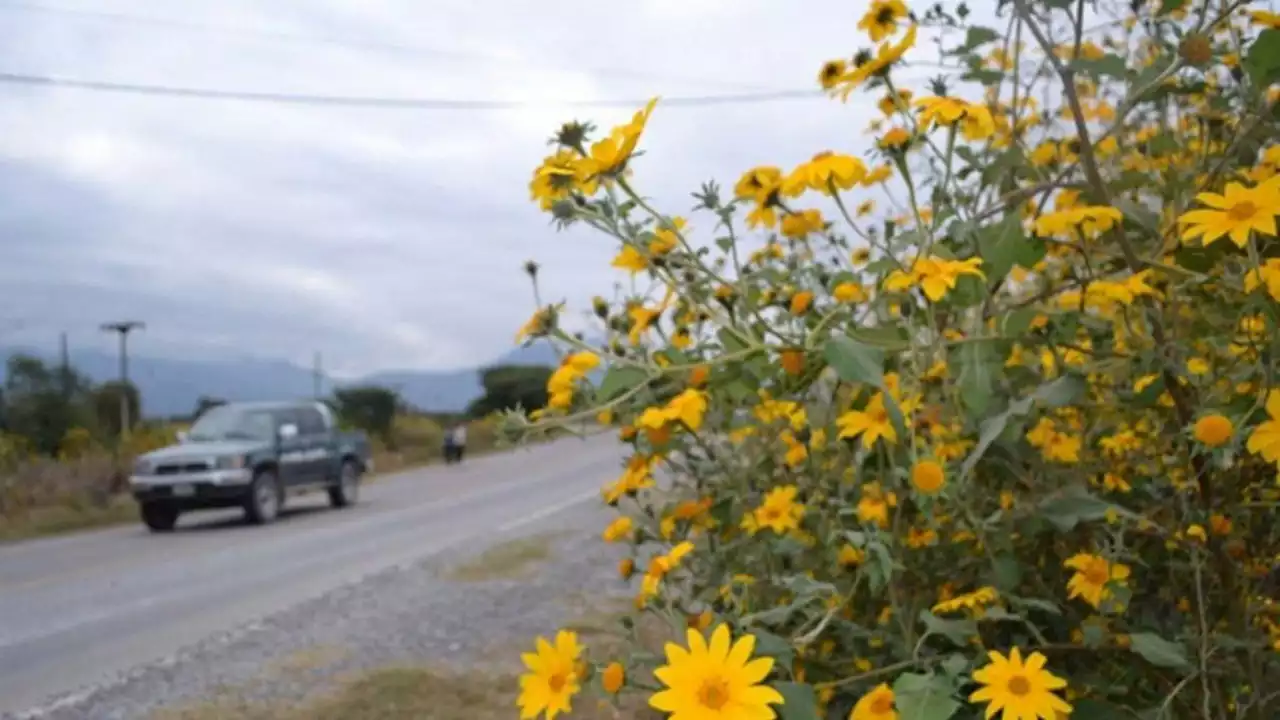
[216,455,247,470]
[133,459,153,475]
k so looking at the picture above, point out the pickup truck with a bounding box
[129,400,372,532]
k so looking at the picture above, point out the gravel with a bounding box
[18,501,627,720]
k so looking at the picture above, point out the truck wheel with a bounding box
[328,460,360,508]
[140,502,179,532]
[244,469,281,525]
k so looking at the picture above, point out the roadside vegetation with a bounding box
[0,353,555,540]
[504,1,1280,718]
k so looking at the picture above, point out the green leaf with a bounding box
[1070,699,1134,719]
[1032,374,1086,407]
[718,328,748,352]
[976,216,1036,282]
[893,672,961,720]
[991,554,1022,591]
[595,366,648,402]
[848,326,909,349]
[1037,486,1113,531]
[1129,632,1192,670]
[1071,54,1128,80]
[751,630,796,666]
[919,610,978,647]
[962,68,1004,85]
[1000,308,1038,337]
[955,26,1000,54]
[824,336,885,387]
[773,682,819,720]
[940,653,970,679]
[1157,0,1187,14]
[955,340,1001,419]
[1247,29,1280,87]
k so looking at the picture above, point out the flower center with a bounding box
[871,695,895,713]
[698,677,731,709]
[876,8,896,23]
[547,671,568,693]
[1083,563,1110,585]
[1229,200,1258,221]
[1007,674,1032,696]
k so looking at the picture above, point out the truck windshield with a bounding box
[187,406,275,442]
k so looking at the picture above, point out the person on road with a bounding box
[450,423,468,463]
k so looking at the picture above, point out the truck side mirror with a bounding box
[278,423,299,440]
[176,430,189,443]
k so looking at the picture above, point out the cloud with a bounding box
[0,0,994,376]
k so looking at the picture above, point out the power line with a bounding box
[0,0,772,92]
[0,71,823,110]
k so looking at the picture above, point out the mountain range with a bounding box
[0,342,561,418]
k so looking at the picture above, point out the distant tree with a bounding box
[466,364,553,418]
[91,381,141,437]
[332,385,400,443]
[192,395,227,420]
[1,353,96,455]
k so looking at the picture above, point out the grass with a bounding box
[0,494,138,542]
[441,530,569,582]
[153,608,666,720]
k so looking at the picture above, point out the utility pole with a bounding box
[58,331,70,400]
[312,351,323,399]
[100,321,145,438]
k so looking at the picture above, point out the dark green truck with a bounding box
[129,400,372,532]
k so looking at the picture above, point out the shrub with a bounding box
[508,2,1280,719]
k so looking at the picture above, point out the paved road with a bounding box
[0,434,624,716]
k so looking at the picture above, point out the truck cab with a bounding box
[129,400,372,532]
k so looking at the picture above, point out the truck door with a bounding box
[275,408,313,486]
[296,405,333,483]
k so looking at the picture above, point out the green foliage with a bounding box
[91,381,141,437]
[466,364,553,418]
[1,354,97,455]
[332,385,401,443]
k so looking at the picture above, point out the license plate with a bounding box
[171,484,195,497]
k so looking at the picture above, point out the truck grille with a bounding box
[155,461,211,475]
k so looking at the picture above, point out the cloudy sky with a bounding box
[0,0,961,377]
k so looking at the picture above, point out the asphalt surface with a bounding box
[0,434,625,716]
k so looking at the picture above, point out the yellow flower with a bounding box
[884,256,985,301]
[752,485,805,535]
[611,244,649,274]
[1194,414,1233,447]
[1033,205,1123,238]
[968,648,1071,720]
[914,96,996,140]
[602,516,633,543]
[649,625,785,719]
[601,662,625,694]
[932,586,999,615]
[1186,357,1210,376]
[518,630,582,720]
[780,209,826,238]
[1247,390,1280,462]
[734,165,784,205]
[857,0,908,41]
[790,291,815,315]
[910,459,946,495]
[831,25,917,94]
[836,392,898,448]
[1063,553,1131,609]
[850,683,897,719]
[1244,258,1280,300]
[579,98,659,179]
[1178,178,1280,248]
[784,152,867,197]
[838,544,865,567]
